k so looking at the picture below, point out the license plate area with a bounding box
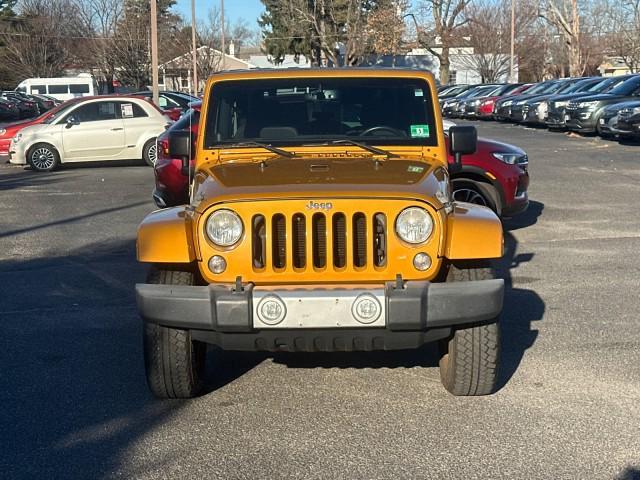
[253,287,386,329]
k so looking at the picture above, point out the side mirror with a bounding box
[169,130,194,176]
[65,116,79,128]
[449,126,477,170]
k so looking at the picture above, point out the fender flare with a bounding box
[137,206,196,264]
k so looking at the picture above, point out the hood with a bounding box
[549,92,597,103]
[191,156,444,212]
[0,118,42,137]
[603,100,640,113]
[17,124,49,136]
[476,137,525,155]
[570,93,617,103]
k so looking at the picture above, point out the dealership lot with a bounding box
[1,122,639,479]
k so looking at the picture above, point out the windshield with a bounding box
[42,100,81,124]
[205,78,438,148]
[525,82,552,95]
[609,76,640,95]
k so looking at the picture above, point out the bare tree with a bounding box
[366,0,408,61]
[414,0,472,83]
[0,0,86,79]
[75,0,124,93]
[539,0,582,76]
[601,0,640,72]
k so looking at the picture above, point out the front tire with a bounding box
[452,179,501,215]
[143,267,207,399]
[142,138,158,167]
[27,143,60,172]
[438,263,501,396]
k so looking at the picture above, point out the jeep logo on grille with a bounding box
[306,200,333,211]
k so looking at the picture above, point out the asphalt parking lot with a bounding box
[1,122,639,479]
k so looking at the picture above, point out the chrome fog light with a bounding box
[208,255,227,274]
[351,294,382,324]
[256,295,287,325]
[413,252,432,271]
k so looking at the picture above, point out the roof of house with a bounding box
[160,46,254,71]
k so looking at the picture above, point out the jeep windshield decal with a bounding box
[204,77,438,149]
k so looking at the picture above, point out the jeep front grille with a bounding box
[199,199,441,284]
[252,211,387,271]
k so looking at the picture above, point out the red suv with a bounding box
[153,102,201,207]
[448,135,529,217]
[154,110,529,218]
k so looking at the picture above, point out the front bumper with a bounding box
[566,110,596,132]
[614,117,640,136]
[136,280,504,352]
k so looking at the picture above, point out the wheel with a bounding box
[438,263,501,396]
[27,143,60,172]
[143,266,207,399]
[142,138,158,167]
[452,179,500,214]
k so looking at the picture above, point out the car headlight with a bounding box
[0,128,5,136]
[578,100,599,109]
[205,209,243,247]
[633,106,640,115]
[395,207,434,244]
[516,100,526,105]
[12,133,22,143]
[492,152,528,166]
[554,100,568,108]
[503,100,513,107]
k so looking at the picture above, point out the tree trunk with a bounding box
[439,47,451,84]
[568,0,581,76]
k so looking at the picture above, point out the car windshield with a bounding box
[205,77,438,148]
[608,76,640,95]
[525,82,552,95]
[42,101,80,124]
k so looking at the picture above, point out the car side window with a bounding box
[159,97,168,108]
[160,95,179,108]
[63,102,118,123]
[118,102,148,119]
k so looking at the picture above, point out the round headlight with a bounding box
[205,209,243,247]
[395,207,433,244]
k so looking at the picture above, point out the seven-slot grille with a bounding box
[251,211,388,271]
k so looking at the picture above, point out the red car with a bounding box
[448,135,529,217]
[154,111,529,217]
[477,84,533,118]
[153,102,201,207]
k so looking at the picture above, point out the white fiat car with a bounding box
[9,96,170,171]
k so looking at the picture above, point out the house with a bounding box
[159,45,254,93]
[598,56,633,77]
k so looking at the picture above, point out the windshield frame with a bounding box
[204,77,440,149]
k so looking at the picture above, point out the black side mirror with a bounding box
[449,126,477,169]
[65,116,79,128]
[169,130,194,176]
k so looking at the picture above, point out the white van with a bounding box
[15,74,99,101]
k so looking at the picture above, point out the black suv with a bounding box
[565,75,640,133]
[546,75,636,130]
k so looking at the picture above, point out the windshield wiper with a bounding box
[329,139,395,159]
[220,141,295,158]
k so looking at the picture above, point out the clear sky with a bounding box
[174,0,265,27]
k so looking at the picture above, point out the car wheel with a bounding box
[142,138,158,167]
[143,266,207,399]
[452,180,501,214]
[27,143,60,172]
[438,262,501,396]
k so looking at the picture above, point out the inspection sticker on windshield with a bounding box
[407,165,424,173]
[410,124,430,138]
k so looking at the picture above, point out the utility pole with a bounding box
[509,0,515,82]
[150,0,159,106]
[191,0,198,95]
[220,0,226,70]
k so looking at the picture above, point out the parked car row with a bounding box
[439,74,640,140]
[0,91,61,120]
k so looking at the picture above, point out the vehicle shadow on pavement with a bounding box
[0,239,202,478]
[497,200,546,390]
[275,201,546,394]
[0,169,65,191]
[617,467,640,480]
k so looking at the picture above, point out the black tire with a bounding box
[452,179,501,215]
[438,263,501,396]
[27,143,60,172]
[143,267,207,399]
[142,138,158,167]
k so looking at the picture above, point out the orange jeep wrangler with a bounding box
[136,69,504,399]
